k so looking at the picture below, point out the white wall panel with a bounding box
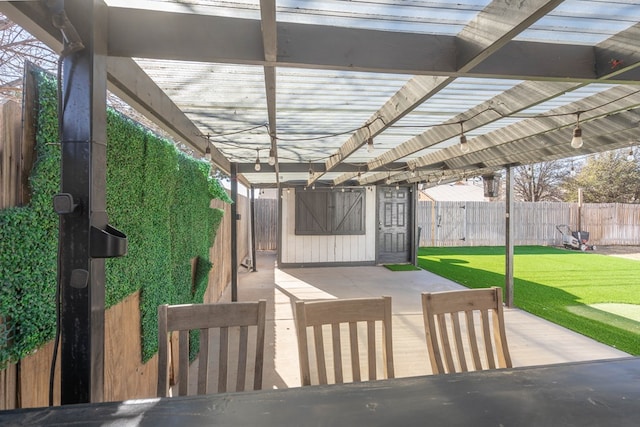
[281,187,377,264]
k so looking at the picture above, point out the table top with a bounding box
[2,357,639,426]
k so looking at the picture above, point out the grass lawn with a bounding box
[417,246,640,356]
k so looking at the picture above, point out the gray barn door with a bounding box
[377,186,411,264]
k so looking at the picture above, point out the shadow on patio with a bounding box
[223,251,629,389]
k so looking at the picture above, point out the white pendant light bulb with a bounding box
[254,150,261,171]
[571,126,583,149]
[268,148,276,166]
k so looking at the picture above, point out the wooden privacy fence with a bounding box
[417,201,640,247]
[253,199,640,249]
[254,198,278,250]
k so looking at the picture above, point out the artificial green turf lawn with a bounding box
[417,246,640,356]
[383,264,421,271]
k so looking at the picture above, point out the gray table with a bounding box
[1,357,639,426]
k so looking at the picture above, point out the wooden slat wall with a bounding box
[581,203,640,245]
[0,99,24,209]
[417,201,640,247]
[0,99,24,410]
[280,188,376,264]
[260,198,640,250]
[255,198,278,250]
[207,191,251,302]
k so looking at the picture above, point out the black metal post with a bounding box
[250,186,257,272]
[230,162,238,301]
[58,0,107,404]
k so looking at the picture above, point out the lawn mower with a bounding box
[556,224,596,251]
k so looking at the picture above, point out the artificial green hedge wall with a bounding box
[0,69,231,367]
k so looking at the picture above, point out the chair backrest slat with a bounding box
[480,309,496,369]
[295,296,394,386]
[157,300,267,397]
[465,311,482,370]
[331,324,343,383]
[236,325,249,392]
[178,330,189,396]
[253,300,266,391]
[422,287,512,375]
[450,312,467,372]
[313,324,328,384]
[349,321,361,382]
[367,320,376,380]
[197,328,209,395]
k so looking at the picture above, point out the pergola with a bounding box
[4,1,640,186]
[2,0,639,405]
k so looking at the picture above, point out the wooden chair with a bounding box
[421,287,512,375]
[294,296,394,386]
[157,300,267,397]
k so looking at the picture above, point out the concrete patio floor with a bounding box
[221,251,629,390]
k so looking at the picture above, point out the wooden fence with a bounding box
[253,198,640,250]
[0,99,27,410]
[254,198,278,250]
[418,200,640,247]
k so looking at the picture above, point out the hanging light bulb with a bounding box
[254,150,261,171]
[366,137,374,153]
[627,147,634,162]
[459,122,470,153]
[268,148,276,166]
[365,124,374,153]
[410,168,416,178]
[308,164,314,179]
[312,184,316,190]
[204,134,212,161]
[571,113,583,149]
[571,127,583,149]
[395,184,400,190]
[570,164,576,177]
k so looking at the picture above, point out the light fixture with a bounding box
[366,124,374,153]
[312,184,316,190]
[254,149,261,171]
[410,168,416,178]
[571,113,583,149]
[341,187,345,192]
[459,122,470,153]
[268,148,276,166]
[308,163,314,179]
[385,172,391,185]
[204,135,212,161]
[482,173,501,198]
[570,161,576,177]
[627,147,634,162]
[367,138,374,153]
[395,184,400,190]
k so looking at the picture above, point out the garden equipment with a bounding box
[556,224,596,251]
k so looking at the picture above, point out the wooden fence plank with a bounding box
[256,198,640,249]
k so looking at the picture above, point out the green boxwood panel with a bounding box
[0,67,229,367]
